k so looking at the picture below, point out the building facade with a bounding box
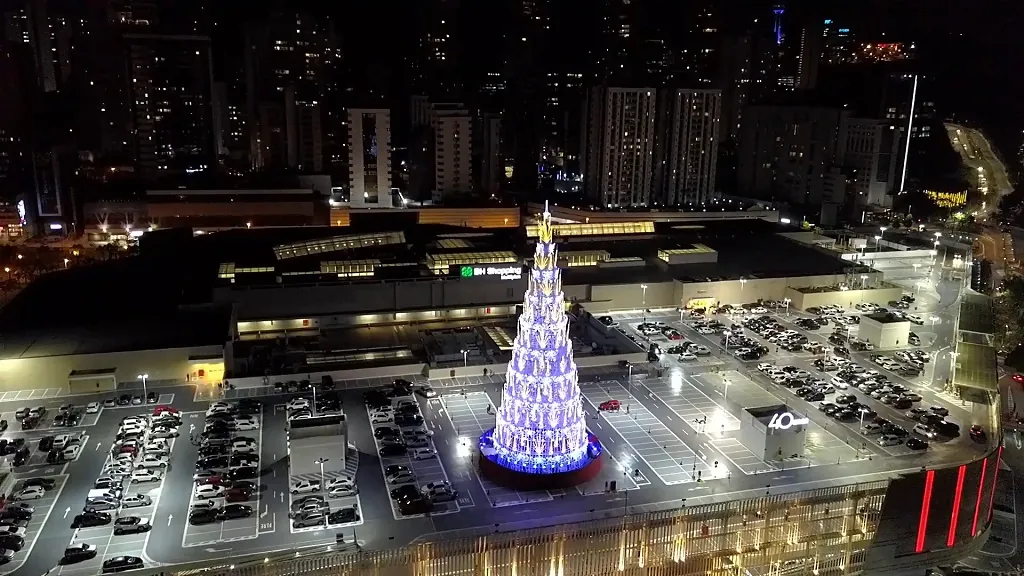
[475,112,502,195]
[653,88,721,206]
[431,103,473,202]
[582,87,657,207]
[844,117,901,208]
[125,33,217,177]
[346,108,392,207]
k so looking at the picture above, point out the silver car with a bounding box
[121,494,152,508]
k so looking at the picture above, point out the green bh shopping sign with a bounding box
[460,265,522,280]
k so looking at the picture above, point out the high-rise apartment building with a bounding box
[653,89,721,206]
[244,13,328,172]
[124,33,217,177]
[737,105,902,219]
[475,112,502,195]
[581,87,657,207]
[432,104,473,202]
[347,108,392,207]
[881,73,933,194]
[737,105,849,206]
[844,117,901,208]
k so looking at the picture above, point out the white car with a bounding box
[234,420,259,431]
[195,484,224,499]
[138,455,169,468]
[692,345,711,356]
[326,476,355,490]
[757,363,773,372]
[877,435,903,447]
[422,481,458,502]
[418,386,437,398]
[387,471,415,484]
[102,464,134,477]
[751,307,768,314]
[113,452,136,466]
[86,402,100,414]
[405,436,430,448]
[286,398,310,412]
[120,424,146,436]
[122,415,149,427]
[696,327,715,335]
[131,469,163,483]
[206,403,232,416]
[678,353,697,362]
[290,480,321,494]
[232,444,258,455]
[190,500,219,511]
[14,486,45,500]
[411,447,437,461]
[64,445,82,459]
[371,413,394,424]
[0,525,26,537]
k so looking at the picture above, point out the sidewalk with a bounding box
[194,364,632,402]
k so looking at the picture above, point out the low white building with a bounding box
[858,313,911,348]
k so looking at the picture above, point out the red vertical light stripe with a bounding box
[947,465,967,547]
[916,469,936,553]
[987,447,1003,523]
[972,457,989,536]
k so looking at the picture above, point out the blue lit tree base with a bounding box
[478,428,603,489]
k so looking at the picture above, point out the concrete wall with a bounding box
[220,274,527,321]
[0,345,223,392]
[843,249,937,262]
[226,363,430,389]
[586,282,676,312]
[784,285,903,311]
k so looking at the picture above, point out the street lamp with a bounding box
[739,277,747,292]
[314,458,329,493]
[879,226,887,239]
[723,377,730,401]
[640,284,649,322]
[860,275,868,289]
[16,254,22,261]
[460,349,468,367]
[63,258,69,268]
[137,374,148,398]
[874,235,882,252]
[782,297,791,316]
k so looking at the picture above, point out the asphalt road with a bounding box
[0,260,994,575]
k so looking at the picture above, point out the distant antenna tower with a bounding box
[772,5,785,45]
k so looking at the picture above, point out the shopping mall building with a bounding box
[0,207,1001,575]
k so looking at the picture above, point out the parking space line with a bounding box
[580,381,712,485]
[440,392,554,508]
[365,398,462,520]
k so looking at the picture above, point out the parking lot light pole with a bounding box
[460,349,468,367]
[723,377,730,401]
[314,458,328,492]
[860,275,868,289]
[137,374,148,399]
[782,298,791,316]
[640,284,648,322]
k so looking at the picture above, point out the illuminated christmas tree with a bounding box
[484,205,593,474]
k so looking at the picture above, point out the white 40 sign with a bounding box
[767,412,809,430]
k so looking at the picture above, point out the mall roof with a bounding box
[0,257,232,359]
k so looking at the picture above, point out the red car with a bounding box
[599,400,621,411]
[1013,374,1024,385]
[194,475,224,486]
[225,488,252,502]
[969,425,986,443]
[153,405,180,416]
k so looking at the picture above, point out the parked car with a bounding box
[72,512,112,528]
[61,543,98,565]
[101,555,143,573]
[113,516,152,535]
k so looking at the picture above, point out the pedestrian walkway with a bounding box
[0,387,65,402]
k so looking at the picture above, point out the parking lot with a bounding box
[284,399,362,534]
[0,475,68,573]
[642,375,741,433]
[182,408,264,547]
[581,380,716,485]
[365,394,468,519]
[441,391,557,508]
[55,442,172,576]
